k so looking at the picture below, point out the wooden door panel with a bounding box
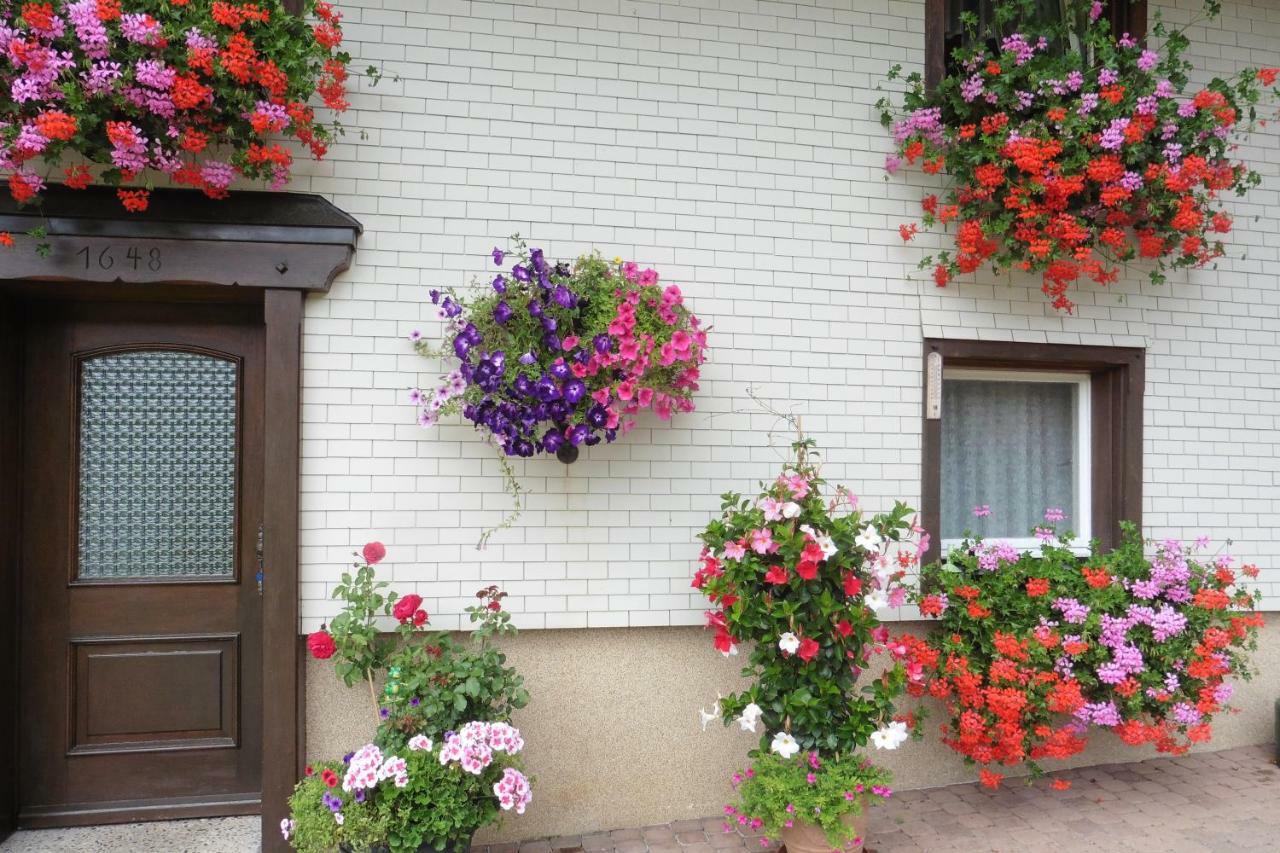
[71,635,239,753]
[19,301,264,826]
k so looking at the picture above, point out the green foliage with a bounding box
[286,763,387,853]
[375,749,502,852]
[328,562,400,690]
[379,589,530,747]
[697,435,921,757]
[730,753,891,847]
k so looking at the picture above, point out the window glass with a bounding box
[77,351,238,580]
[940,377,1083,542]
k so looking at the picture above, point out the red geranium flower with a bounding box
[306,630,336,660]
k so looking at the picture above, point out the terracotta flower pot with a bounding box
[778,809,868,853]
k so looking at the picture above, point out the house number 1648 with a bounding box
[76,245,162,272]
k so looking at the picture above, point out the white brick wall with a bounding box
[291,0,1280,631]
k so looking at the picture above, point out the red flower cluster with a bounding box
[1,0,350,209]
[906,524,1261,784]
[881,1,1280,312]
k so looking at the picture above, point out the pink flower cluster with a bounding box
[493,766,533,814]
[607,267,706,426]
[437,721,525,776]
[341,742,409,791]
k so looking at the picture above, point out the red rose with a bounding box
[321,768,338,788]
[393,594,423,623]
[307,630,336,660]
[797,636,820,662]
[487,600,502,611]
[412,609,428,627]
[794,560,818,581]
[362,541,386,565]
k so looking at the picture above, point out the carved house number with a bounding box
[75,244,163,272]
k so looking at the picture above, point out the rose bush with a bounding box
[1,0,350,211]
[909,513,1262,788]
[879,0,1280,312]
[695,433,926,848]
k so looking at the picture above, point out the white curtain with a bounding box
[940,380,1078,540]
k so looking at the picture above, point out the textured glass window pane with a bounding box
[78,351,238,580]
[940,380,1078,541]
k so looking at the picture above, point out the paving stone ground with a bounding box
[0,744,1275,851]
[474,743,1280,853]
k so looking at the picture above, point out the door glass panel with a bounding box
[77,351,238,580]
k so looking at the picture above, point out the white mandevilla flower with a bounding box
[781,501,801,519]
[864,589,889,612]
[870,720,909,751]
[770,731,800,759]
[855,524,882,553]
[778,632,801,655]
[800,524,838,559]
[737,702,763,733]
[698,698,722,732]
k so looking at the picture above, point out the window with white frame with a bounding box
[939,369,1091,552]
[920,339,1146,563]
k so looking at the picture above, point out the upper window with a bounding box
[921,340,1144,563]
[926,0,1148,90]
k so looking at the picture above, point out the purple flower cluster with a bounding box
[1052,597,1091,624]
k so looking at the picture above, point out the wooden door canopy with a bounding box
[0,186,361,292]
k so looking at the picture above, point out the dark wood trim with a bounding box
[19,793,260,829]
[920,339,1144,564]
[261,289,304,853]
[0,188,360,294]
[924,0,946,91]
[0,297,19,844]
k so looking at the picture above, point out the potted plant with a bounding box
[694,427,926,852]
[877,0,1280,312]
[411,240,708,544]
[908,511,1262,788]
[288,544,533,852]
[1,0,350,211]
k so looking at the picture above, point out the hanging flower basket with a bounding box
[413,241,707,460]
[412,241,707,545]
[0,0,350,212]
[878,0,1280,312]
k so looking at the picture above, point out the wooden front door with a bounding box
[18,300,265,827]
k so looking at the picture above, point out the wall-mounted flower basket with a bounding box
[0,0,350,212]
[878,0,1280,312]
[413,240,708,544]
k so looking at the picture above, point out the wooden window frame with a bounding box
[921,339,1144,564]
[925,0,1149,91]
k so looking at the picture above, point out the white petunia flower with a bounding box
[855,524,883,552]
[864,589,889,612]
[781,501,801,519]
[737,702,763,733]
[870,720,909,751]
[770,731,801,759]
[778,632,801,655]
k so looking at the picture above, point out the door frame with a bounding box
[0,185,360,853]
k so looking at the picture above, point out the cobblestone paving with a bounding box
[475,744,1280,853]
